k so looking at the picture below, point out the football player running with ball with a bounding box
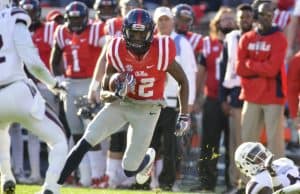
[57,8,190,186]
[235,142,300,194]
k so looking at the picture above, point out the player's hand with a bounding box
[174,113,190,136]
[100,90,119,103]
[50,81,67,98]
[264,154,276,176]
[115,72,135,99]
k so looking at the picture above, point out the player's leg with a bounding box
[27,132,42,183]
[57,101,127,185]
[241,101,263,142]
[9,123,25,182]
[122,104,161,184]
[263,104,285,158]
[22,105,68,193]
[0,125,16,194]
[63,79,91,186]
[107,129,129,188]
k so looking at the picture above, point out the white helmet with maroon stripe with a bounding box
[235,142,272,177]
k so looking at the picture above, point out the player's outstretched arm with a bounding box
[167,60,190,136]
[13,22,64,94]
[88,39,110,104]
[167,60,189,114]
[99,62,119,102]
[49,42,64,76]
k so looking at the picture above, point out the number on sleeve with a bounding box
[138,77,155,97]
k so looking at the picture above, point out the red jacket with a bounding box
[287,51,300,118]
[236,27,287,104]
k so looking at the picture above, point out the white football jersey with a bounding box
[0,6,31,86]
[246,158,300,194]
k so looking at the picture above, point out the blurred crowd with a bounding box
[5,0,300,193]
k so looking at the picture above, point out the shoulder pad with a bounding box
[11,7,31,27]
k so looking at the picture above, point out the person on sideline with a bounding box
[236,2,287,158]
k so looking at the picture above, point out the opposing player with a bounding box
[235,142,300,194]
[57,8,189,186]
[0,1,67,194]
[19,0,61,184]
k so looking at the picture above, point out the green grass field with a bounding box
[16,185,200,194]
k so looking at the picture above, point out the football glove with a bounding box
[115,72,135,99]
[174,113,190,136]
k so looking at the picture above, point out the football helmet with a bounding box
[172,4,194,34]
[122,8,154,55]
[93,0,118,22]
[19,0,41,25]
[65,1,89,33]
[235,142,272,177]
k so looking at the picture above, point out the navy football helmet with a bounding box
[65,1,89,33]
[122,9,154,55]
[172,4,194,34]
[19,0,41,25]
[93,0,118,22]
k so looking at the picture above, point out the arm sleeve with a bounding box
[247,33,287,78]
[294,0,300,16]
[13,23,56,88]
[287,54,300,118]
[219,42,230,103]
[180,38,197,105]
[236,34,258,77]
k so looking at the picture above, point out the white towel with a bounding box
[223,30,241,89]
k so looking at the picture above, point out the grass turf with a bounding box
[16,184,197,194]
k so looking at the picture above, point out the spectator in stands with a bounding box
[151,6,197,191]
[236,2,287,158]
[219,3,254,193]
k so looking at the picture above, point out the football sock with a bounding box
[28,133,41,178]
[57,139,92,184]
[9,123,24,175]
[78,154,91,186]
[88,150,105,178]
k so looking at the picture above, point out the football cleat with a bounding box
[136,148,155,184]
[35,189,54,194]
[2,180,15,194]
